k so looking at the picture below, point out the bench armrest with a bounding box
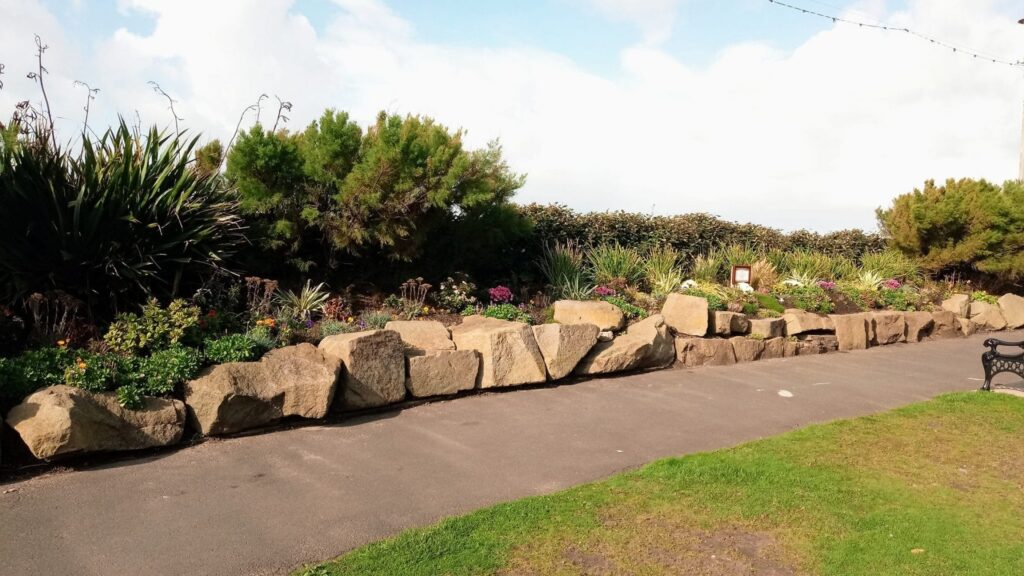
[984,338,1024,354]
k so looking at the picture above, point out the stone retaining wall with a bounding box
[5,292,1022,462]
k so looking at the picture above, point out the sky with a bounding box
[1,0,1023,232]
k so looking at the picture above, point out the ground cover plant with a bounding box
[298,392,1024,576]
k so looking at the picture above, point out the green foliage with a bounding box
[138,345,203,395]
[643,246,683,297]
[275,280,331,321]
[850,270,885,291]
[116,384,144,410]
[754,293,785,313]
[63,351,118,393]
[0,121,244,314]
[316,320,357,339]
[877,288,919,312]
[104,299,201,355]
[877,178,1024,283]
[773,284,834,314]
[683,287,727,311]
[0,346,72,402]
[601,296,647,320]
[434,275,478,312]
[204,333,263,364]
[859,250,922,283]
[193,139,224,177]
[690,251,724,283]
[585,243,644,287]
[245,325,278,351]
[559,275,595,300]
[482,303,531,323]
[360,310,392,330]
[537,241,585,297]
[783,248,855,282]
[970,290,998,305]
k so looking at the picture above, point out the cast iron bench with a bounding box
[981,338,1024,391]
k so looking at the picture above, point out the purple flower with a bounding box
[817,280,836,290]
[882,279,902,290]
[488,285,514,304]
[594,285,617,297]
[305,318,314,329]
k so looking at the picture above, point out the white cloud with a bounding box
[1,0,1022,232]
[581,0,683,44]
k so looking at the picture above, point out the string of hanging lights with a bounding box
[767,0,1024,68]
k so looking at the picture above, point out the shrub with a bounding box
[360,310,392,330]
[316,320,357,339]
[877,178,1024,283]
[860,250,923,284]
[690,251,724,283]
[773,284,834,314]
[275,281,330,321]
[601,296,647,320]
[0,346,73,403]
[245,326,279,351]
[138,345,204,395]
[538,241,585,297]
[644,246,683,297]
[116,384,145,410]
[482,304,531,323]
[435,275,477,312]
[878,287,920,311]
[683,287,727,312]
[754,293,785,313]
[204,333,262,365]
[104,299,201,355]
[488,285,514,304]
[63,352,118,393]
[970,290,998,305]
[0,121,244,315]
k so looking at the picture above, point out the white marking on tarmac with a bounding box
[967,377,983,381]
[811,382,831,386]
[778,390,794,398]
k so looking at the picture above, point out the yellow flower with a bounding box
[422,306,431,314]
[346,316,354,323]
[76,360,87,370]
[56,339,67,347]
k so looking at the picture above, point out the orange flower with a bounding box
[56,339,67,347]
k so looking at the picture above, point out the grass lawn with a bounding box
[298,392,1024,576]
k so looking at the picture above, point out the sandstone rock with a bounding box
[941,294,970,318]
[762,337,785,360]
[799,334,838,355]
[749,318,785,339]
[597,330,614,342]
[830,313,871,351]
[384,320,454,353]
[662,293,709,337]
[320,330,406,409]
[783,339,800,357]
[710,311,750,336]
[675,337,736,368]
[969,302,1007,331]
[186,344,342,435]
[782,309,834,336]
[552,300,625,331]
[997,293,1024,329]
[574,314,674,375]
[930,310,958,338]
[405,350,479,397]
[904,311,935,342]
[956,317,978,336]
[451,316,547,387]
[6,385,185,460]
[532,323,600,380]
[730,336,765,362]
[870,311,906,345]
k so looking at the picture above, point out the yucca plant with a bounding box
[644,245,683,297]
[850,269,885,291]
[586,243,644,288]
[0,121,244,316]
[275,280,331,321]
[559,275,595,300]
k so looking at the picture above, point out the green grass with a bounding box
[297,393,1024,576]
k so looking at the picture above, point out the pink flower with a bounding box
[594,285,617,297]
[817,281,836,290]
[488,285,514,304]
[882,279,902,290]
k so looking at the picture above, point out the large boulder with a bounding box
[186,344,341,435]
[941,294,971,318]
[6,385,186,460]
[782,309,834,336]
[710,312,750,336]
[730,336,765,362]
[799,334,838,355]
[532,323,600,380]
[574,314,674,375]
[748,318,784,339]
[997,293,1024,329]
[552,300,625,331]
[969,302,1007,331]
[930,310,959,338]
[384,320,454,353]
[903,311,935,342]
[783,339,800,357]
[830,313,871,351]
[956,317,978,336]
[675,337,736,368]
[405,350,479,397]
[319,330,406,410]
[451,316,547,387]
[870,311,906,345]
[662,293,709,337]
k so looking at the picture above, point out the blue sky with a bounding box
[2,0,1021,231]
